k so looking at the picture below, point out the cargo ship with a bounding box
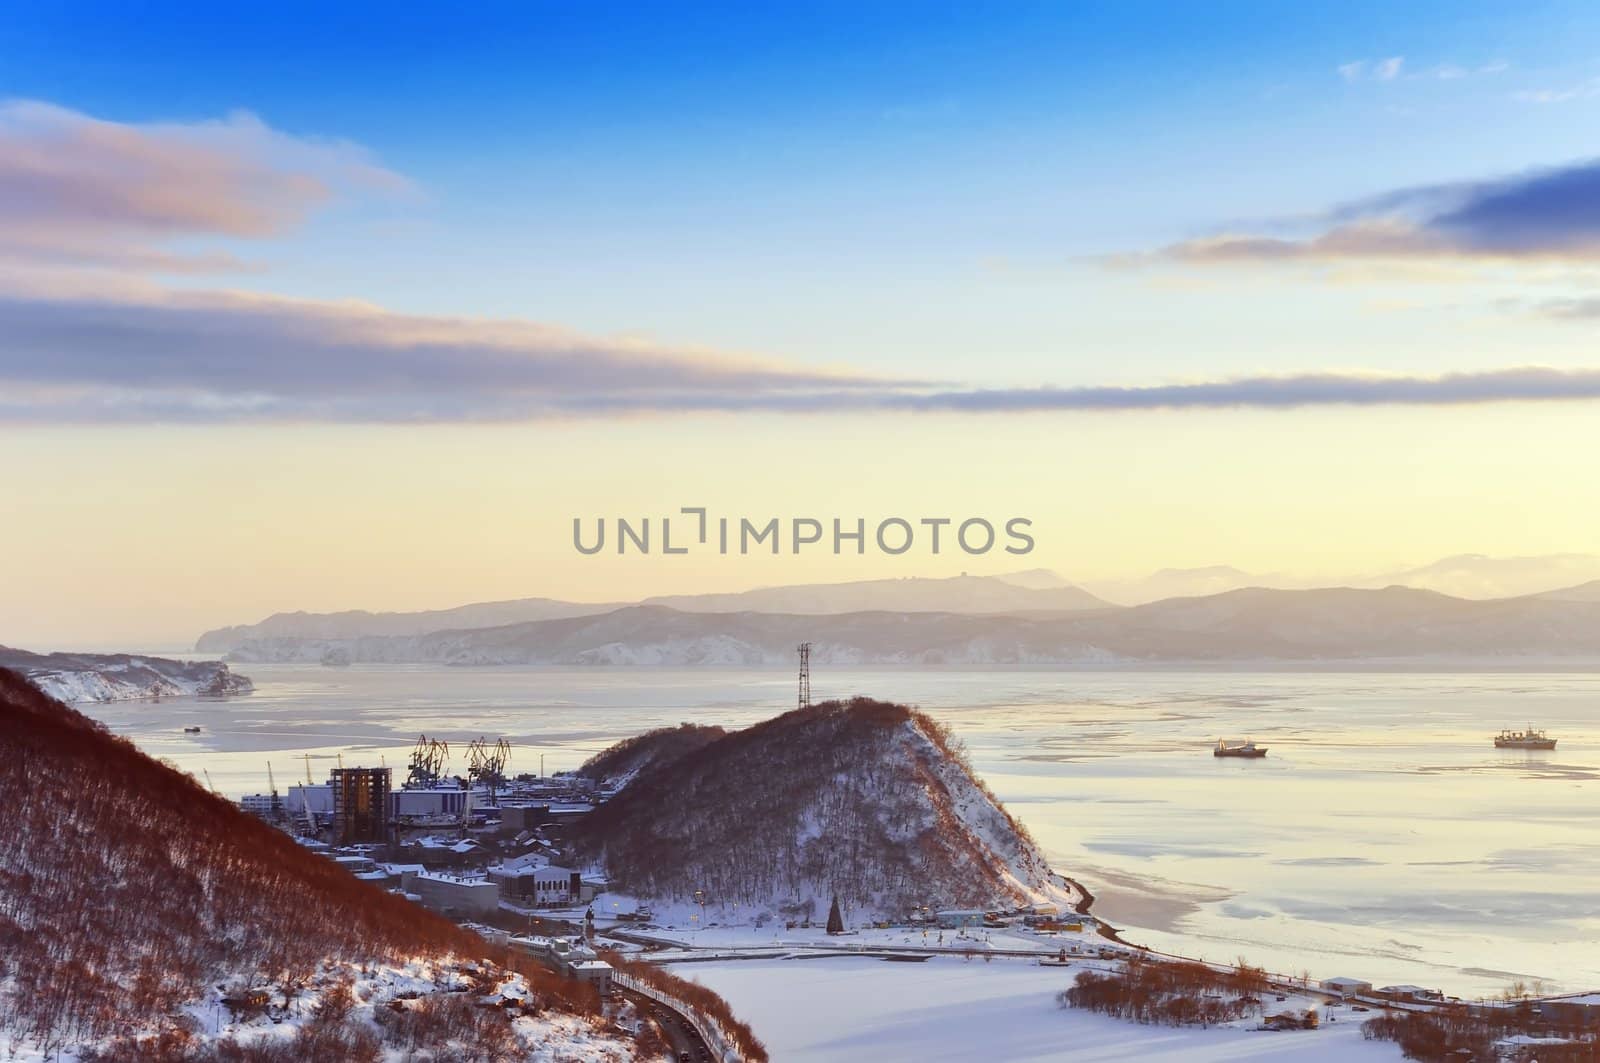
[1214,738,1267,758]
[1493,726,1556,750]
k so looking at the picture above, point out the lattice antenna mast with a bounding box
[797,642,812,710]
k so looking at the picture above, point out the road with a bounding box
[616,986,713,1061]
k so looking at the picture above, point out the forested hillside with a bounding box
[575,698,1078,921]
[578,722,728,787]
[0,669,641,1060]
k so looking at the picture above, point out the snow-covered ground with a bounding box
[1,959,635,1063]
[601,912,1108,959]
[681,955,1402,1062]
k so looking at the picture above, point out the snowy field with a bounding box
[597,903,1106,957]
[682,955,1402,1062]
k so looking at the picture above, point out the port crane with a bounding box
[266,762,282,818]
[300,754,317,835]
[405,734,450,789]
[460,736,512,830]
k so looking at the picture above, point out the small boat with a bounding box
[183,726,202,734]
[1214,738,1267,758]
[1494,726,1556,750]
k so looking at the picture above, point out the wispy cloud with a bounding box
[0,99,408,273]
[1138,155,1600,266]
[1513,77,1600,104]
[1518,296,1600,320]
[893,367,1600,412]
[1339,57,1506,84]
[1338,56,1404,82]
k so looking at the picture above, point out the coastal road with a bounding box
[617,988,712,1061]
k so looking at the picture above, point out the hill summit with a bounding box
[575,698,1079,922]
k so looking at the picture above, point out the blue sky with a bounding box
[6,1,1599,385]
[7,2,1600,644]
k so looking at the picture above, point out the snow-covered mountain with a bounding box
[574,697,1081,921]
[0,646,253,702]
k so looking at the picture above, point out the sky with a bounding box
[5,1,1600,647]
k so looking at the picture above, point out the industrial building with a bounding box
[286,781,334,817]
[1321,976,1373,998]
[332,766,392,844]
[936,909,985,929]
[391,784,479,820]
[238,793,279,816]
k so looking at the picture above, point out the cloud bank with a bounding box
[1149,155,1600,265]
[0,288,910,422]
[2,286,1598,425]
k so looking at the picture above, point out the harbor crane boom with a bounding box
[267,762,281,816]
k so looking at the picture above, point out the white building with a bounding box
[570,959,613,992]
[411,871,500,916]
[490,862,579,906]
[239,793,279,815]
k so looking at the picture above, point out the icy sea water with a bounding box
[92,664,1600,998]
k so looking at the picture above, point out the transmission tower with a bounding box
[797,642,812,710]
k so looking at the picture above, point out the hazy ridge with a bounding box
[214,586,1600,666]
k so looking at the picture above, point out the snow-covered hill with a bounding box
[574,698,1081,922]
[0,669,647,1061]
[0,646,253,702]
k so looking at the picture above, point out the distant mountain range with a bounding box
[194,596,628,652]
[195,572,1114,652]
[211,585,1600,666]
[182,558,1600,667]
[1080,553,1600,605]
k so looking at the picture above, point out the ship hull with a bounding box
[1494,738,1556,749]
[1214,748,1267,758]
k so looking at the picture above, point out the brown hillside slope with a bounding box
[0,669,602,1052]
[578,722,728,785]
